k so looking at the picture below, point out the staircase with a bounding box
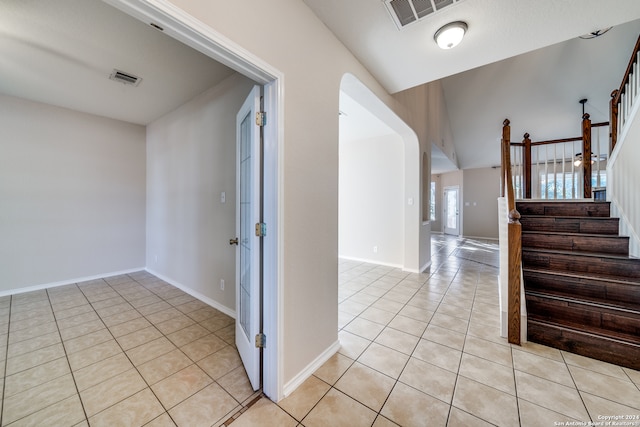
[517,200,640,370]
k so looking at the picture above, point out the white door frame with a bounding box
[443,185,460,236]
[105,0,284,400]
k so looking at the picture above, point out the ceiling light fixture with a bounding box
[579,27,612,40]
[434,21,468,49]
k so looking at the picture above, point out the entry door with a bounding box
[235,85,262,391]
[443,187,460,235]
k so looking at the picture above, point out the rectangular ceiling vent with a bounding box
[109,69,142,87]
[384,0,464,30]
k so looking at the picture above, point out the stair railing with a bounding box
[610,34,640,152]
[501,119,521,345]
[508,114,608,200]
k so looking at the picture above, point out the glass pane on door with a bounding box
[239,111,252,339]
[446,189,457,229]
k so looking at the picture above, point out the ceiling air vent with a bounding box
[384,0,465,30]
[109,69,142,87]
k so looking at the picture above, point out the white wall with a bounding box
[146,73,254,313]
[160,0,444,393]
[430,174,443,233]
[339,133,404,266]
[0,94,146,292]
[609,100,640,257]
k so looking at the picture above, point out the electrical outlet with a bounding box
[220,279,225,290]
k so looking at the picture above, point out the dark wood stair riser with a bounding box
[522,233,629,255]
[523,250,640,279]
[520,216,620,235]
[523,270,640,309]
[517,201,611,217]
[526,294,640,338]
[527,320,640,371]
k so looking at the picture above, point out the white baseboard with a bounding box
[144,268,236,319]
[282,339,340,398]
[0,267,145,298]
[337,255,403,269]
[462,235,499,241]
[419,260,432,273]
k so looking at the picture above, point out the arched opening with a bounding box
[338,73,421,272]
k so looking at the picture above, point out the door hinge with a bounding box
[255,333,266,348]
[255,222,267,237]
[256,111,266,127]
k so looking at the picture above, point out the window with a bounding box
[430,182,436,221]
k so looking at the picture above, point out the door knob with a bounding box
[229,238,238,245]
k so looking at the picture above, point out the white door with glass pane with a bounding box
[234,85,262,391]
[443,186,459,235]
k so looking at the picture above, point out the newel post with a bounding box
[610,89,619,153]
[507,208,522,345]
[582,113,592,198]
[501,119,511,197]
[502,119,521,345]
[523,133,532,199]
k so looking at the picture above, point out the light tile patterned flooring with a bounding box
[234,235,640,427]
[2,235,640,426]
[0,271,260,426]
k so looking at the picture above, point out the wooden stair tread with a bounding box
[523,247,640,261]
[523,267,640,286]
[522,230,627,238]
[526,290,640,316]
[528,318,640,347]
[520,215,616,219]
[527,320,640,370]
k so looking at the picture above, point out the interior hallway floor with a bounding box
[235,234,640,427]
[0,270,261,426]
[1,235,640,426]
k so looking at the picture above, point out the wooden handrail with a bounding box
[612,34,640,106]
[530,136,582,146]
[501,119,521,345]
[611,34,640,151]
[509,112,596,199]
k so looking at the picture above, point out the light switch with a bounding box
[221,192,226,203]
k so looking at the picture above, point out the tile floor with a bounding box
[2,235,640,426]
[234,235,640,427]
[0,271,260,426]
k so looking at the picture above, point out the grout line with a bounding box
[0,295,12,427]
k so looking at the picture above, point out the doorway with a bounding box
[234,85,263,391]
[338,73,421,272]
[444,186,460,236]
[106,0,283,400]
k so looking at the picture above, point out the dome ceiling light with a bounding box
[434,21,468,49]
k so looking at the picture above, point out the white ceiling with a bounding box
[0,0,235,125]
[303,0,640,93]
[441,19,640,171]
[2,0,640,173]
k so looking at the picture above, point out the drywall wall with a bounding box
[609,101,640,257]
[156,0,452,395]
[0,94,146,292]
[339,133,404,266]
[146,73,254,313]
[430,174,443,233]
[463,167,501,239]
